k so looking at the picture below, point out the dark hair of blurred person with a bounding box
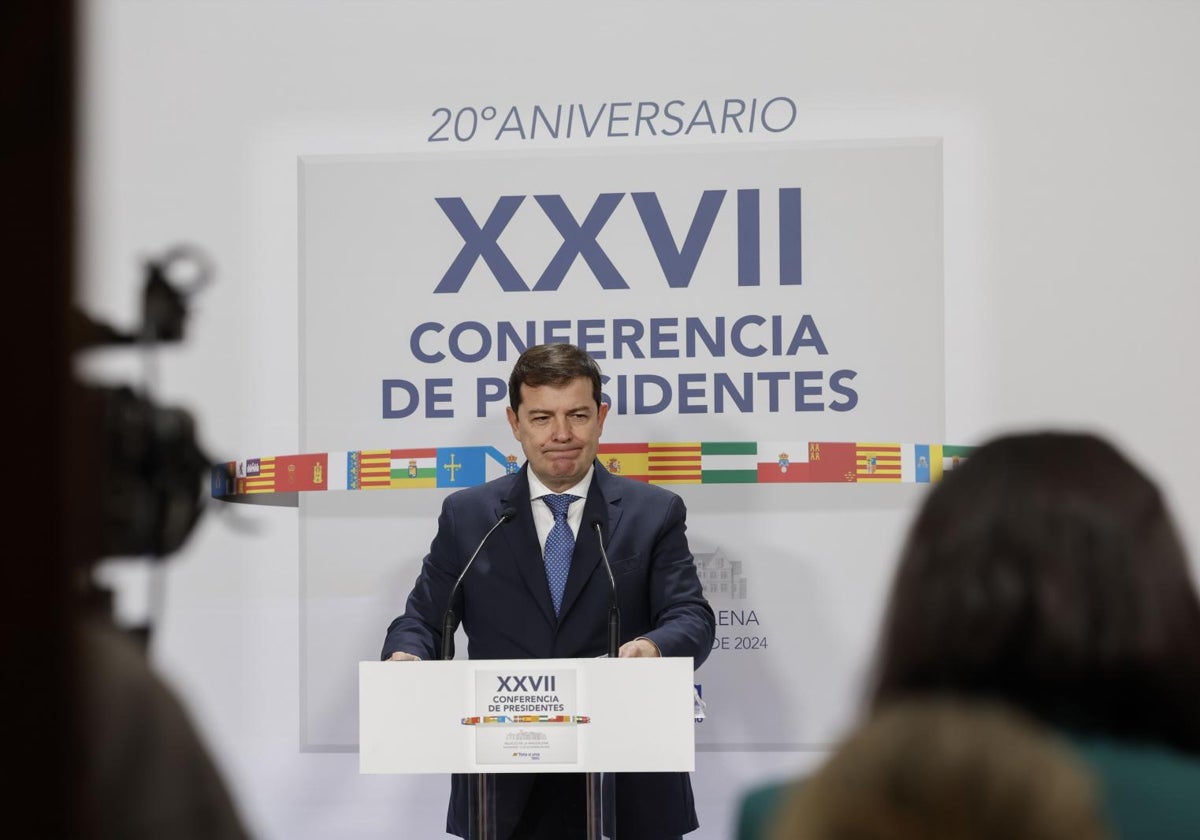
[870,431,1200,752]
[769,699,1108,840]
[738,431,1200,840]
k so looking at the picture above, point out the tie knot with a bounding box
[543,494,577,521]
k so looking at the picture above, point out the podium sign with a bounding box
[360,657,695,774]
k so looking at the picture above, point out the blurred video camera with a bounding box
[72,245,213,561]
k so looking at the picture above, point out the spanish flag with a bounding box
[597,442,650,482]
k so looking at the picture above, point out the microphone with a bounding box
[591,519,621,659]
[440,506,516,661]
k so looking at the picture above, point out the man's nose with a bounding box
[550,416,572,440]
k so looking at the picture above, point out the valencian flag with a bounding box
[700,442,758,484]
[598,442,650,482]
[391,448,437,488]
[855,443,901,483]
[756,441,811,483]
[357,449,392,489]
[274,453,329,492]
[241,457,277,494]
[807,442,857,483]
[649,442,701,484]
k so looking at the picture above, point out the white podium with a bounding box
[360,657,696,838]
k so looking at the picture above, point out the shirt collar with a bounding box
[527,464,594,502]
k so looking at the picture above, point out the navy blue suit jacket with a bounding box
[382,462,716,839]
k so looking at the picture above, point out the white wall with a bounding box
[81,2,1200,838]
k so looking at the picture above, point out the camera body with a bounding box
[73,246,213,562]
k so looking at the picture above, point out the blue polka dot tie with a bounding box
[542,494,578,616]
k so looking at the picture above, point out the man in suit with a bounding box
[382,342,715,840]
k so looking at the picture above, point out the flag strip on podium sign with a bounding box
[700,441,758,484]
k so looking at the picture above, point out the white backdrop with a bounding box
[81,2,1200,838]
[298,141,943,751]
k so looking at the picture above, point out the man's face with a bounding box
[507,377,608,493]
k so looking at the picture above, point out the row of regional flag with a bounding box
[212,442,973,498]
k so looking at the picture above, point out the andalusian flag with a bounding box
[598,442,650,482]
[700,441,757,484]
[942,445,973,474]
[756,442,810,483]
[649,442,701,484]
[358,449,392,489]
[391,448,437,488]
[855,443,901,483]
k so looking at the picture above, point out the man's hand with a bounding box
[388,651,421,662]
[618,638,661,658]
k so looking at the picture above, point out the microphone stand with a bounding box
[592,521,621,660]
[441,508,514,662]
[589,520,622,839]
[446,507,513,840]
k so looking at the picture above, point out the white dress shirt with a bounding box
[527,466,594,557]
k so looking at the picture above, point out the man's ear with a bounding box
[596,401,610,434]
[506,406,520,439]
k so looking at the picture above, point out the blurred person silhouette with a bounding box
[2,4,250,836]
[767,698,1108,840]
[738,431,1200,839]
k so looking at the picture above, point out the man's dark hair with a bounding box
[508,343,603,411]
[870,431,1200,754]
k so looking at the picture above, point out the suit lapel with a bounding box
[593,464,625,545]
[499,465,558,628]
[558,463,623,622]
